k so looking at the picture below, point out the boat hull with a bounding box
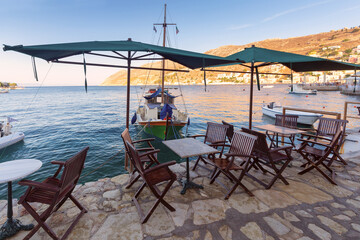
[138,121,187,139]
[262,107,322,125]
[0,132,25,149]
[288,91,317,95]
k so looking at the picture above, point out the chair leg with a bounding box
[22,202,58,240]
[266,159,291,189]
[192,156,206,171]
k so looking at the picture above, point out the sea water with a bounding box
[0,85,359,199]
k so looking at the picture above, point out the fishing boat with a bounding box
[0,117,25,149]
[133,4,189,139]
[262,102,323,125]
[134,88,189,139]
[289,84,317,95]
[262,85,274,89]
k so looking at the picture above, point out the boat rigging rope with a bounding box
[80,124,147,180]
[0,63,53,159]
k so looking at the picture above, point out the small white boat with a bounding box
[0,88,9,94]
[289,84,317,95]
[262,102,323,125]
[262,85,274,89]
[0,117,25,149]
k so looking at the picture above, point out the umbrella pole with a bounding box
[249,61,254,129]
[125,51,131,172]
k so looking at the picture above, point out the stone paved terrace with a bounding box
[2,144,360,239]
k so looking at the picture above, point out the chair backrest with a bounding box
[121,128,133,155]
[275,114,298,129]
[241,128,269,157]
[204,122,229,144]
[59,147,89,194]
[317,118,348,143]
[222,121,234,143]
[228,131,257,157]
[125,141,145,175]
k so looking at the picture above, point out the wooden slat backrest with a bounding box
[222,121,234,143]
[317,118,348,143]
[229,131,257,156]
[59,147,89,194]
[205,122,229,144]
[126,141,145,174]
[241,128,269,157]
[121,128,133,155]
[275,114,298,129]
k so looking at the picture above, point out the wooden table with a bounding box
[163,138,219,194]
[0,159,42,239]
[254,124,305,147]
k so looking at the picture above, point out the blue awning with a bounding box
[144,88,176,99]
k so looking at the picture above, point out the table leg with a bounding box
[179,158,203,195]
[0,182,34,240]
[276,133,279,148]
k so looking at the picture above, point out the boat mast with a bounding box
[154,4,176,104]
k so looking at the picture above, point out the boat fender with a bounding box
[187,117,190,125]
[131,112,137,124]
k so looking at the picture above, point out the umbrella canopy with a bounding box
[3,39,240,129]
[220,46,360,129]
[3,40,236,70]
[226,46,359,71]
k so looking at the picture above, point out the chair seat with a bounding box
[26,177,60,204]
[254,151,289,163]
[301,145,325,157]
[210,157,243,171]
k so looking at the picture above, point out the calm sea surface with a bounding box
[0,85,359,199]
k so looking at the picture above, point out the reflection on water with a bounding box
[0,85,359,199]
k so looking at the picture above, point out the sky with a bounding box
[0,0,359,86]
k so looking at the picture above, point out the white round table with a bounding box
[0,159,42,239]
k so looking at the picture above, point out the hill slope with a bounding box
[101,27,360,86]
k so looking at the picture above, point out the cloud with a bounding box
[262,0,333,23]
[228,24,253,30]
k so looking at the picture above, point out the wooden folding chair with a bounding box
[300,118,348,166]
[267,114,299,148]
[242,128,293,189]
[208,131,257,199]
[191,122,229,171]
[121,128,160,188]
[18,147,89,240]
[222,121,234,143]
[125,141,177,223]
[297,129,343,184]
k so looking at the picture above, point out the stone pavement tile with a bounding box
[276,180,333,204]
[111,174,129,185]
[283,211,300,222]
[218,225,232,240]
[297,237,313,240]
[343,210,356,217]
[308,223,331,240]
[240,222,274,240]
[263,215,290,236]
[351,223,360,232]
[346,199,360,208]
[253,189,300,209]
[91,212,143,240]
[192,198,227,225]
[337,178,360,191]
[333,214,351,221]
[307,177,353,198]
[67,212,107,239]
[168,202,190,227]
[317,215,347,235]
[330,202,346,209]
[204,230,213,239]
[267,213,303,235]
[228,193,270,214]
[314,207,330,213]
[295,210,313,218]
[141,203,175,237]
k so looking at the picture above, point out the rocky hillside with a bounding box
[101,27,360,86]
